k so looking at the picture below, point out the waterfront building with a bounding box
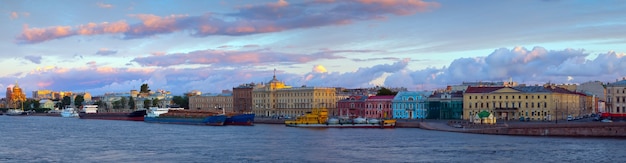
[8,82,26,109]
[32,90,54,99]
[189,93,233,112]
[39,99,56,110]
[577,81,606,102]
[337,95,368,118]
[463,85,583,121]
[252,72,336,118]
[427,90,464,119]
[392,91,431,119]
[605,79,626,118]
[364,95,394,119]
[233,83,256,113]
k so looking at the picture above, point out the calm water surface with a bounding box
[0,116,624,163]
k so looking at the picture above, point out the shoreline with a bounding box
[254,118,626,137]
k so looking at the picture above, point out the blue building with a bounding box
[392,91,432,119]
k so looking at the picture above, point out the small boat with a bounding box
[5,109,29,116]
[60,107,79,118]
[285,108,396,128]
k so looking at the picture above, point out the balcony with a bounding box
[494,107,518,111]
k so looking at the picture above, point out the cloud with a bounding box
[95,48,118,56]
[24,55,42,64]
[302,58,410,88]
[3,46,626,97]
[16,0,439,43]
[313,65,327,73]
[9,12,29,20]
[97,2,114,8]
[131,49,347,67]
[384,46,626,90]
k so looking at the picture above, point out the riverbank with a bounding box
[255,118,626,137]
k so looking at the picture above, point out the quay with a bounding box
[255,118,626,137]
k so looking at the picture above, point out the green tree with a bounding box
[152,98,160,107]
[112,100,121,109]
[129,96,136,110]
[62,96,72,108]
[140,84,150,93]
[74,95,84,107]
[172,96,189,109]
[32,99,40,109]
[143,99,151,109]
[376,87,397,96]
[120,97,127,109]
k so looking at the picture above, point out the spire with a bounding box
[273,68,277,80]
[14,80,19,88]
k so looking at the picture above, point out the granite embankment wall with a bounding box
[254,118,285,124]
[466,123,626,137]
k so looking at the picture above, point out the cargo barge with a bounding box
[225,113,255,126]
[144,109,226,126]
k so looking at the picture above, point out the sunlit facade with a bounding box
[463,85,583,121]
[252,73,336,117]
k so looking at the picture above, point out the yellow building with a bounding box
[463,85,582,122]
[252,73,336,117]
[606,79,626,115]
[9,82,26,109]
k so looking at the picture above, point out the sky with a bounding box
[2,0,626,97]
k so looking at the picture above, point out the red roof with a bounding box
[367,95,395,100]
[465,86,505,93]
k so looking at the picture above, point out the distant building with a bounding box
[392,91,431,119]
[189,93,233,112]
[252,71,336,117]
[8,82,26,109]
[364,95,394,119]
[428,90,464,119]
[463,85,587,122]
[606,79,626,116]
[578,81,606,102]
[337,95,368,118]
[233,83,256,113]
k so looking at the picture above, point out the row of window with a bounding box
[607,88,626,94]
[468,95,548,100]
[468,102,548,109]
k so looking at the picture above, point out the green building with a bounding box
[427,91,464,119]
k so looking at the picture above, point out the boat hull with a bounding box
[225,114,255,126]
[79,110,146,121]
[145,115,227,126]
[285,123,395,128]
[5,109,29,116]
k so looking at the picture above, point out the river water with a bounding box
[0,116,624,163]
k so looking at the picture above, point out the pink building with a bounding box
[337,95,368,118]
[364,95,394,119]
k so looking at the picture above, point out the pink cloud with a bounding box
[132,49,347,67]
[16,0,439,43]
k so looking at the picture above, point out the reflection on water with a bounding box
[0,116,624,162]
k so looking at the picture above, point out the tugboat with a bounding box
[285,108,396,128]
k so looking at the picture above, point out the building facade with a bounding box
[463,86,583,122]
[337,95,368,118]
[428,91,464,119]
[252,74,336,118]
[606,79,626,119]
[189,93,233,112]
[233,83,256,113]
[392,91,431,119]
[364,95,394,119]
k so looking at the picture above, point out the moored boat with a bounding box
[60,107,79,118]
[225,113,255,126]
[285,108,396,128]
[144,109,226,126]
[5,109,29,116]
